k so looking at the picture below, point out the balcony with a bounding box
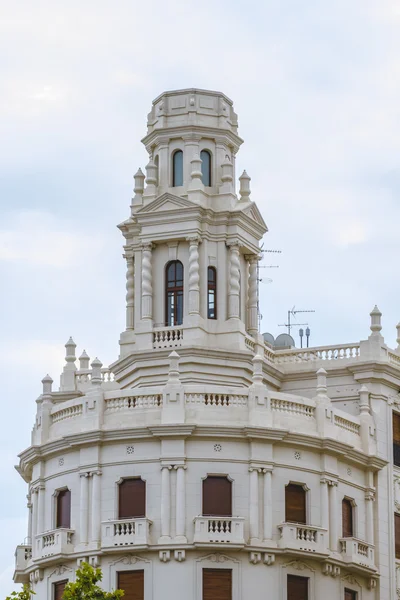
[278,523,328,555]
[339,537,376,570]
[35,529,74,560]
[101,518,152,549]
[14,545,32,583]
[193,516,245,547]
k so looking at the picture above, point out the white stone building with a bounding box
[12,88,400,600]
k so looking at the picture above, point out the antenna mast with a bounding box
[257,246,282,332]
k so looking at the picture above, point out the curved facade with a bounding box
[13,89,400,600]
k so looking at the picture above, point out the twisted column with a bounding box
[90,471,102,544]
[246,254,259,335]
[125,253,135,330]
[227,241,240,319]
[80,472,90,545]
[160,465,172,541]
[187,236,200,315]
[175,465,187,541]
[141,243,153,320]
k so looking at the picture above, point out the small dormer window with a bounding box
[172,150,183,186]
[200,150,211,186]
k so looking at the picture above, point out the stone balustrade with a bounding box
[278,523,328,555]
[193,516,245,546]
[339,537,375,570]
[273,343,361,365]
[35,529,74,560]
[153,326,183,349]
[101,518,152,548]
[14,545,32,583]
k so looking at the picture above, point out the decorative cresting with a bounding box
[187,235,201,315]
[141,243,153,320]
[125,252,135,330]
[246,254,259,336]
[227,241,240,319]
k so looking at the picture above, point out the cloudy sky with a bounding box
[1,0,400,594]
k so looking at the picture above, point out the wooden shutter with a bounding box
[202,476,232,517]
[53,580,68,600]
[119,479,146,519]
[118,571,144,600]
[395,513,400,559]
[393,412,400,466]
[344,590,357,600]
[287,575,308,600]
[342,498,354,538]
[56,490,71,529]
[285,484,306,524]
[203,569,232,600]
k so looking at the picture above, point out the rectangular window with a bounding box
[342,498,354,538]
[203,568,232,600]
[119,478,146,519]
[287,575,308,600]
[118,570,144,600]
[56,489,71,529]
[202,476,232,517]
[396,513,400,559]
[344,590,357,600]
[393,412,400,466]
[285,484,306,524]
[53,580,68,600]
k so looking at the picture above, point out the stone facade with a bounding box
[12,89,400,599]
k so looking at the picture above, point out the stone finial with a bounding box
[91,358,103,386]
[79,350,90,370]
[396,323,400,352]
[134,168,145,195]
[189,154,203,185]
[359,385,370,414]
[316,368,327,396]
[239,170,251,200]
[252,354,264,386]
[221,155,233,185]
[65,337,77,363]
[369,305,382,336]
[168,351,180,384]
[145,159,157,186]
[41,374,53,395]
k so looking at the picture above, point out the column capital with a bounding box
[186,234,201,244]
[321,475,338,486]
[245,253,260,264]
[365,488,375,501]
[141,241,154,251]
[174,464,187,470]
[226,239,240,249]
[161,463,173,470]
[79,471,91,478]
[89,470,102,477]
[123,249,134,260]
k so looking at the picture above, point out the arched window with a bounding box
[118,478,146,519]
[200,150,211,186]
[56,489,71,529]
[172,150,183,187]
[285,483,306,524]
[207,267,217,319]
[202,476,232,517]
[166,260,184,326]
[342,498,354,538]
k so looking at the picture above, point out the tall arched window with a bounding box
[200,150,211,186]
[166,260,184,326]
[207,267,217,319]
[172,150,183,187]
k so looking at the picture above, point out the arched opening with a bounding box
[207,266,217,319]
[285,483,306,524]
[202,475,232,517]
[172,150,183,187]
[118,478,146,519]
[165,260,184,326]
[200,150,212,186]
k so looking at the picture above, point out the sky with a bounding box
[1,0,400,594]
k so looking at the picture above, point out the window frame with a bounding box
[207,266,217,319]
[165,260,184,326]
[117,570,145,600]
[53,579,68,600]
[118,477,146,520]
[172,149,183,187]
[287,574,309,600]
[342,497,355,538]
[55,488,71,529]
[344,589,357,600]
[202,475,232,517]
[395,512,400,559]
[285,482,308,525]
[200,149,212,186]
[393,411,400,467]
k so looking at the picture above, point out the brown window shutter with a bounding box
[56,490,71,529]
[285,484,306,524]
[342,498,354,538]
[118,571,144,600]
[203,569,232,600]
[202,476,232,517]
[119,479,146,519]
[344,590,357,600]
[395,513,400,559]
[287,575,308,600]
[53,580,68,600]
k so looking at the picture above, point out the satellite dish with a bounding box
[275,333,295,348]
[262,332,275,347]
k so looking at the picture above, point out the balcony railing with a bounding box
[101,518,152,548]
[193,516,245,546]
[278,523,328,554]
[14,545,32,582]
[153,326,183,349]
[35,529,74,560]
[339,537,375,570]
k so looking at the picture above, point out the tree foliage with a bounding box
[5,585,35,600]
[62,562,124,600]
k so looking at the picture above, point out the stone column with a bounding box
[246,254,259,335]
[160,465,172,541]
[175,465,187,542]
[263,469,272,540]
[187,236,201,315]
[365,490,375,545]
[37,484,45,535]
[125,253,135,330]
[249,468,259,542]
[31,488,38,543]
[141,243,153,321]
[80,472,90,545]
[227,241,240,319]
[91,471,102,544]
[329,481,338,551]
[27,494,33,544]
[320,478,329,532]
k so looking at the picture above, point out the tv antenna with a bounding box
[257,246,282,332]
[278,306,315,338]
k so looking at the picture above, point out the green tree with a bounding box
[5,585,35,600]
[62,562,124,600]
